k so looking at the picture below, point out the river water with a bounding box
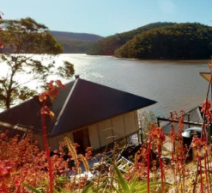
[1,54,208,116]
[53,54,209,117]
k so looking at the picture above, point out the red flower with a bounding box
[15,180,21,187]
[191,138,206,149]
[0,161,11,176]
[41,106,54,119]
[201,100,211,113]
[55,80,66,88]
[0,42,3,48]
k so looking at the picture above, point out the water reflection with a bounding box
[0,54,209,116]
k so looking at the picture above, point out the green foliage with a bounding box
[87,22,176,55]
[51,31,103,53]
[57,61,75,77]
[0,18,74,109]
[23,164,169,193]
[0,17,63,54]
[22,183,42,193]
[54,37,96,53]
[23,182,94,193]
[112,163,170,193]
[115,23,212,59]
[81,182,94,193]
[51,31,103,42]
[113,163,131,193]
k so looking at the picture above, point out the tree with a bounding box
[115,23,212,59]
[0,17,75,109]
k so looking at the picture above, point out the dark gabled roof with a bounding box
[51,78,156,136]
[0,97,43,136]
[0,78,156,136]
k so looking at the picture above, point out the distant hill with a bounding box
[50,31,104,53]
[86,22,176,55]
[115,23,212,60]
[50,31,103,42]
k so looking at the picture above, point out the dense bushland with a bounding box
[87,22,176,55]
[115,23,212,59]
[87,22,212,60]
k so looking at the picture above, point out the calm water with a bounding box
[3,54,206,116]
[53,54,209,117]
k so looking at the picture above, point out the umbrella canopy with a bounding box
[199,72,211,82]
[182,127,202,138]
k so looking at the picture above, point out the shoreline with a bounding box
[112,56,209,63]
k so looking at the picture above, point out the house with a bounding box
[159,71,212,140]
[0,77,156,153]
[161,106,203,135]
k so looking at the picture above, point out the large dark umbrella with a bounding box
[182,127,202,138]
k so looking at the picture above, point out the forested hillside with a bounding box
[51,31,103,53]
[53,37,96,53]
[115,23,212,59]
[51,31,103,42]
[86,22,176,55]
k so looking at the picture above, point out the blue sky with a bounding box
[1,0,212,36]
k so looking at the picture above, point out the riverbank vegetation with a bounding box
[51,31,103,53]
[87,22,175,55]
[0,17,75,109]
[87,22,212,60]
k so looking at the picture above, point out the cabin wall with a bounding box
[61,110,139,150]
[35,110,139,151]
[33,134,44,150]
[111,115,126,140]
[88,124,100,149]
[48,132,74,151]
[124,111,138,135]
[89,110,139,150]
[97,119,113,147]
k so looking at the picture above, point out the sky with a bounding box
[1,0,212,37]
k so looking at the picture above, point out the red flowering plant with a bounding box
[126,124,167,193]
[0,80,76,193]
[201,100,212,124]
[191,99,212,193]
[39,80,66,193]
[0,131,48,192]
[148,125,165,192]
[0,130,73,192]
[132,142,148,179]
[168,110,192,190]
[124,124,166,193]
[0,160,12,192]
[191,137,208,193]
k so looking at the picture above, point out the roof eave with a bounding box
[50,101,156,137]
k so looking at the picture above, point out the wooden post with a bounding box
[97,123,101,148]
[109,119,115,142]
[188,113,190,128]
[207,124,211,143]
[122,115,127,136]
[137,131,140,144]
[157,118,160,127]
[170,112,173,118]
